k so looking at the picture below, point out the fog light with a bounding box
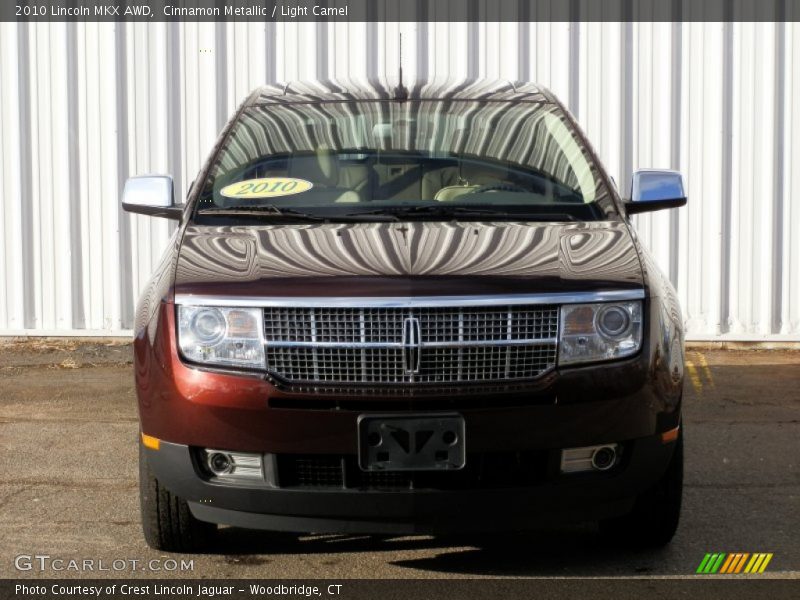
[561,444,620,473]
[204,449,264,481]
[208,452,232,475]
[590,445,617,471]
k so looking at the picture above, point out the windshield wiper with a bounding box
[198,205,326,220]
[198,204,575,223]
[197,205,398,222]
[345,205,576,221]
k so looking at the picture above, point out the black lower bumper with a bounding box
[143,434,676,535]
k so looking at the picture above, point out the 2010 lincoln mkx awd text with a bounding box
[124,79,687,551]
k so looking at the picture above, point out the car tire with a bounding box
[600,427,683,548]
[139,443,216,552]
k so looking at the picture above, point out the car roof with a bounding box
[246,78,559,107]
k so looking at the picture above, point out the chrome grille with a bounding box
[263,304,558,385]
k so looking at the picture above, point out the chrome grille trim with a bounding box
[261,303,562,385]
[262,339,557,349]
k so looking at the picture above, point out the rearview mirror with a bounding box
[626,170,687,214]
[121,175,183,219]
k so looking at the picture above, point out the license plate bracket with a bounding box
[358,413,466,471]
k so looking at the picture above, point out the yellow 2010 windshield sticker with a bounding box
[220,177,313,199]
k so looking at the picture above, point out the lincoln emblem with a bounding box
[402,316,422,374]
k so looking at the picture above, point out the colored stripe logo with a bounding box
[696,553,773,574]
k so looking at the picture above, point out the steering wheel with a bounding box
[469,183,528,194]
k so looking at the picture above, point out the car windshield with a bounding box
[194,100,614,221]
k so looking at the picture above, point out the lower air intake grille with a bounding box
[276,453,548,491]
[276,455,344,488]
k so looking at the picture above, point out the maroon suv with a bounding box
[123,79,686,552]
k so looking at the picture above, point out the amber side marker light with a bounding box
[141,433,161,450]
[661,426,680,444]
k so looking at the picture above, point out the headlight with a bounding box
[558,301,642,365]
[178,306,265,369]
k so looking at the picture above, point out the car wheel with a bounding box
[600,427,683,548]
[139,443,216,552]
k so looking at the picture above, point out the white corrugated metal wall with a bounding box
[0,21,798,339]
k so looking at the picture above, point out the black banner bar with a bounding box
[3,578,800,600]
[3,0,800,23]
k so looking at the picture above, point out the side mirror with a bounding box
[121,175,183,220]
[626,170,687,214]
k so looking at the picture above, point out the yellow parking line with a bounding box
[695,351,716,389]
[686,359,703,393]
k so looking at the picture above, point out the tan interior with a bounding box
[250,154,514,204]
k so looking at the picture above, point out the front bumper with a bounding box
[135,300,683,455]
[136,297,683,534]
[143,434,676,535]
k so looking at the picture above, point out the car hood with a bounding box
[174,221,644,298]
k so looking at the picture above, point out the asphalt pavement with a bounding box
[0,340,797,583]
